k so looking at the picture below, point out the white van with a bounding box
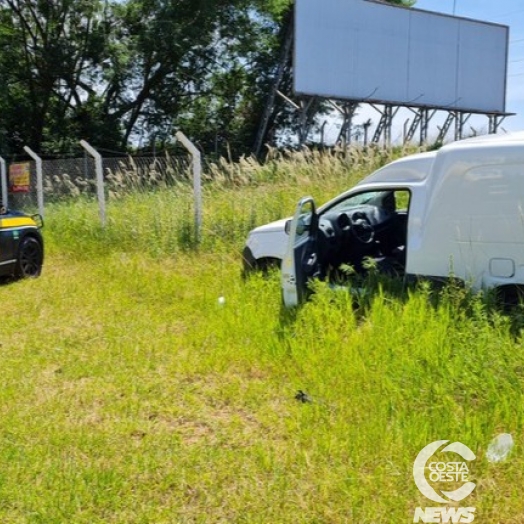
[244,132,524,307]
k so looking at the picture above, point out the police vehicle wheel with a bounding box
[15,237,43,278]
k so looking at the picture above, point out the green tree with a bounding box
[0,0,124,154]
[0,0,417,158]
[112,0,287,157]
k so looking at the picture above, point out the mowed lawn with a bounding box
[1,151,524,523]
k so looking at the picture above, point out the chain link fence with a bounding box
[3,153,192,212]
[0,144,394,255]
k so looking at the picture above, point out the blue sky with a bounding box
[409,0,524,133]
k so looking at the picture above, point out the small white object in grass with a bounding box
[218,296,226,305]
[486,433,514,463]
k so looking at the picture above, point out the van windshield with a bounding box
[326,191,389,214]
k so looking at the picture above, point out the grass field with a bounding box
[1,148,524,523]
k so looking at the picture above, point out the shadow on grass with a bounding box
[274,264,524,341]
[0,276,20,287]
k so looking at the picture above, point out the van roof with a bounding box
[359,150,436,185]
[358,131,524,187]
[442,130,524,150]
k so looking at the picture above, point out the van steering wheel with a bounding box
[350,212,375,244]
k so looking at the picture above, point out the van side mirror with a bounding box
[295,218,309,236]
[285,217,310,236]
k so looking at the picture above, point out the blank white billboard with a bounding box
[294,0,509,113]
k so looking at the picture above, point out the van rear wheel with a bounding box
[495,286,524,311]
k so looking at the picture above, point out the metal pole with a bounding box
[0,156,7,209]
[80,140,106,227]
[253,13,294,158]
[320,121,327,147]
[176,131,202,244]
[403,119,410,145]
[23,146,44,218]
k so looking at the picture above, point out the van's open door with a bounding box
[281,197,320,307]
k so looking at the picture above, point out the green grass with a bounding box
[1,148,523,523]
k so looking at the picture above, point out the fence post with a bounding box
[175,131,202,243]
[80,140,106,227]
[0,156,7,209]
[23,146,44,218]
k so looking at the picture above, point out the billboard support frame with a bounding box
[405,108,437,145]
[298,97,317,146]
[253,13,295,158]
[455,113,472,141]
[275,91,318,147]
[371,105,400,146]
[489,115,506,134]
[330,101,359,147]
[436,112,456,143]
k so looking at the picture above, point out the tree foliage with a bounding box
[0,0,415,158]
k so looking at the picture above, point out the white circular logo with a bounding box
[413,440,476,504]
